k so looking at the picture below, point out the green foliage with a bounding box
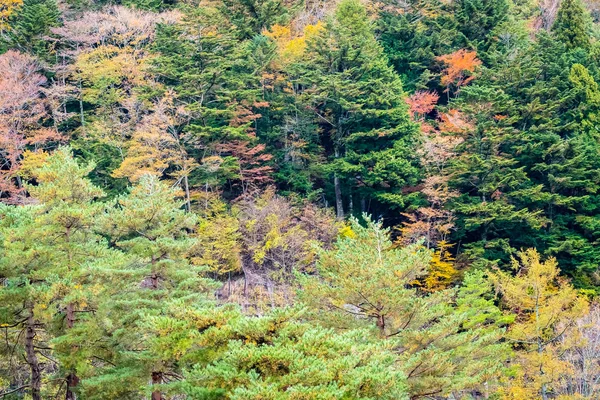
[0,148,127,399]
[152,4,273,196]
[86,175,220,398]
[299,217,511,398]
[4,0,600,397]
[220,0,303,40]
[183,309,408,400]
[454,0,509,49]
[552,0,592,50]
[294,0,421,216]
[2,0,60,59]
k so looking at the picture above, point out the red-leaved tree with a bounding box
[0,51,62,203]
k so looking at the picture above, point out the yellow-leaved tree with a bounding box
[0,0,22,29]
[491,249,589,400]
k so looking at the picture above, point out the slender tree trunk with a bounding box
[348,189,354,216]
[183,175,191,213]
[334,147,344,219]
[66,303,75,329]
[25,308,41,400]
[151,371,163,400]
[334,173,343,219]
[65,303,79,400]
[376,313,385,337]
[78,78,85,130]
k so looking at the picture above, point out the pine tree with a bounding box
[299,216,511,398]
[0,148,126,399]
[83,175,219,399]
[183,308,408,400]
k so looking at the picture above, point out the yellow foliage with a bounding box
[19,150,49,179]
[338,224,356,239]
[492,249,589,399]
[112,94,193,181]
[421,241,458,292]
[75,45,150,104]
[264,22,324,67]
[304,21,324,39]
[263,24,292,42]
[0,0,22,29]
[190,197,242,275]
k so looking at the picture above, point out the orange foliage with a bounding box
[439,109,473,134]
[406,90,439,121]
[217,141,274,195]
[437,49,481,92]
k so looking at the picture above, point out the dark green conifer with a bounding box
[552,0,592,49]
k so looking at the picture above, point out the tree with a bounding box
[220,0,303,40]
[491,249,589,400]
[0,148,125,399]
[296,0,420,218]
[111,92,198,210]
[437,49,482,97]
[552,0,592,49]
[183,309,409,400]
[453,0,509,50]
[232,190,339,313]
[51,6,181,197]
[299,216,510,399]
[2,0,60,58]
[87,175,218,399]
[0,50,61,203]
[0,0,22,29]
[152,3,274,198]
[444,32,600,285]
[556,304,600,398]
[375,0,464,92]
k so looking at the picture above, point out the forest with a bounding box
[2,0,600,398]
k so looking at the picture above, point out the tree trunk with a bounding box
[334,173,344,219]
[183,175,191,213]
[348,189,354,216]
[151,371,163,400]
[65,373,79,400]
[541,383,548,400]
[65,303,79,400]
[334,147,344,219]
[25,308,41,400]
[78,79,85,129]
[376,314,385,337]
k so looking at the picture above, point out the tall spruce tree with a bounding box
[152,4,273,198]
[296,0,420,218]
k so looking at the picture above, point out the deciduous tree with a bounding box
[491,249,589,400]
